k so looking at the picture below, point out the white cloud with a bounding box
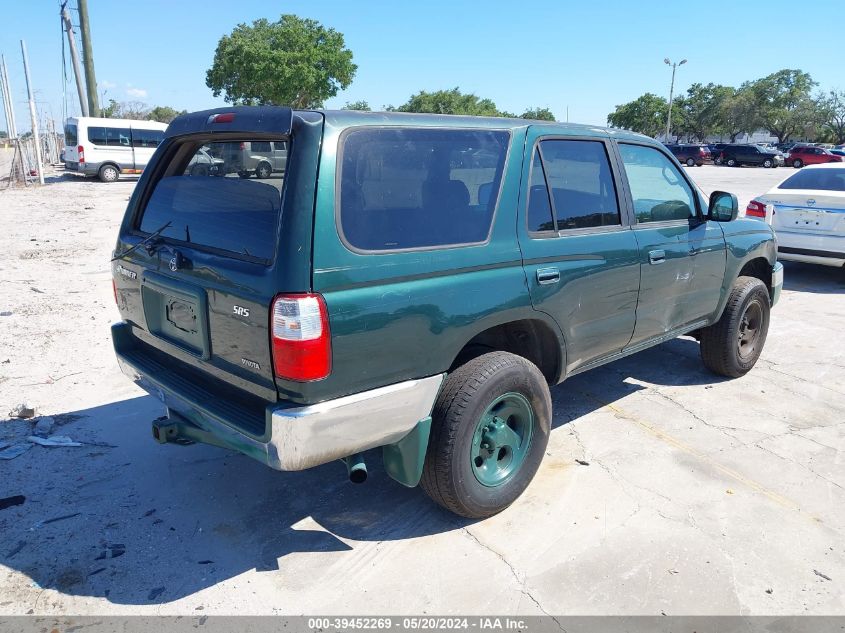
[126,87,148,99]
[99,80,116,89]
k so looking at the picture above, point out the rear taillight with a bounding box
[239,142,246,150]
[271,293,331,381]
[78,145,85,163]
[746,200,767,218]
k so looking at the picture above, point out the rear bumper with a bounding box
[112,322,444,471]
[776,232,845,268]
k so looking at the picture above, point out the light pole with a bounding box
[664,57,686,142]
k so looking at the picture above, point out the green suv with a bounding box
[111,107,783,518]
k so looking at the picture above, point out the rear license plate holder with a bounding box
[141,271,211,359]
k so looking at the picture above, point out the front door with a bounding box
[615,142,726,346]
[517,129,641,374]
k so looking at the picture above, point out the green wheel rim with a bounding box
[470,392,534,487]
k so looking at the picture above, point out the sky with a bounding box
[2,0,843,132]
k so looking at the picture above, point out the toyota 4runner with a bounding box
[111,107,783,518]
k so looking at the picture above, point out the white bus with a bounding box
[63,117,168,182]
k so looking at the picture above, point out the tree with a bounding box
[747,69,817,143]
[716,88,757,142]
[520,107,555,121]
[395,88,502,116]
[101,100,151,119]
[818,90,845,144]
[342,100,371,111]
[607,93,668,138]
[677,83,733,142]
[206,15,356,108]
[147,105,186,124]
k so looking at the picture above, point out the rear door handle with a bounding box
[648,249,666,265]
[536,267,560,285]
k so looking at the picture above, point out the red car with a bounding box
[785,146,844,168]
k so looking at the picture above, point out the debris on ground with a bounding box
[5,541,26,559]
[813,569,832,581]
[0,495,26,511]
[96,543,126,560]
[0,443,33,460]
[575,459,590,466]
[34,512,81,528]
[8,403,37,419]
[32,416,55,437]
[27,434,83,447]
[766,588,774,594]
[148,586,165,601]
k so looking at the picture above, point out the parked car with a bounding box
[720,144,784,168]
[185,147,225,176]
[784,145,844,168]
[666,143,712,166]
[830,149,845,157]
[708,143,729,164]
[111,107,782,518]
[211,140,288,178]
[63,116,168,182]
[746,163,845,267]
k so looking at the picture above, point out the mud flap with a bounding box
[382,417,432,488]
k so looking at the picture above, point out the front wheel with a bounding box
[255,161,272,179]
[726,158,737,167]
[420,352,551,518]
[700,276,770,378]
[686,158,696,167]
[763,159,773,168]
[793,159,803,168]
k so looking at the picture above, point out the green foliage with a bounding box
[718,88,757,142]
[206,14,357,108]
[746,69,817,142]
[396,88,501,116]
[341,100,371,111]
[147,106,186,124]
[817,90,845,144]
[676,83,733,142]
[607,93,668,138]
[0,129,8,139]
[520,107,555,121]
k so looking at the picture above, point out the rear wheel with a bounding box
[793,159,803,168]
[686,158,695,167]
[255,161,272,179]
[420,352,551,518]
[98,164,119,183]
[700,276,770,378]
[726,157,737,167]
[190,164,209,177]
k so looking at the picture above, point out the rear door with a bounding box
[87,123,134,172]
[113,108,322,421]
[517,128,640,373]
[615,141,726,345]
[131,127,165,172]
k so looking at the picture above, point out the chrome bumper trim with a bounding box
[269,374,445,470]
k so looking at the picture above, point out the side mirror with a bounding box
[708,191,739,222]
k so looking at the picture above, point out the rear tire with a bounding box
[726,157,737,167]
[98,164,119,183]
[256,161,272,179]
[420,352,551,519]
[686,158,695,167]
[700,276,770,378]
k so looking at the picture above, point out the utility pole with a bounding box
[60,2,89,117]
[20,40,45,185]
[664,57,686,143]
[0,60,12,138]
[1,55,18,138]
[77,0,99,117]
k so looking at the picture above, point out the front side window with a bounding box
[339,128,509,251]
[618,143,697,223]
[528,139,621,232]
[138,139,286,262]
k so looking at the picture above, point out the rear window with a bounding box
[779,168,845,191]
[132,129,164,148]
[88,126,131,146]
[338,127,510,251]
[65,124,78,146]
[137,140,286,262]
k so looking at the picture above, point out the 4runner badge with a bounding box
[115,264,137,280]
[241,358,260,370]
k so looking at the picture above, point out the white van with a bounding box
[63,117,168,182]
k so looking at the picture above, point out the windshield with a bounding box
[137,139,288,262]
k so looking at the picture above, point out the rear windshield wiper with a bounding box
[111,221,172,262]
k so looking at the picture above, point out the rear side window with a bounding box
[137,140,286,262]
[88,126,132,147]
[65,124,78,146]
[528,139,620,232]
[779,168,845,191]
[338,128,509,251]
[132,129,164,148]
